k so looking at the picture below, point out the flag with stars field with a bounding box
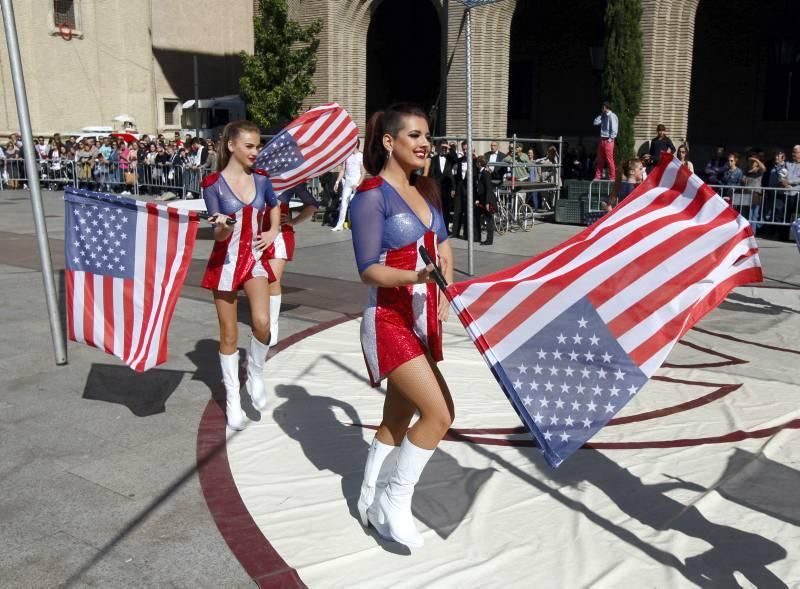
[253,102,358,194]
[64,187,198,372]
[444,154,763,467]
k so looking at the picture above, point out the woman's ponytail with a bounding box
[363,110,385,176]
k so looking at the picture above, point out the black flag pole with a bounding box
[418,245,449,292]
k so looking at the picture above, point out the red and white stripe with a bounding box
[268,103,359,193]
[446,154,762,378]
[66,203,198,372]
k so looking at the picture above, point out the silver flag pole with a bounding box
[465,7,475,276]
[1,0,68,365]
[456,0,506,277]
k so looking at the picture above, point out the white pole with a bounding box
[465,8,475,276]
[1,0,68,365]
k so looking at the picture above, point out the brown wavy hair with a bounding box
[364,103,441,210]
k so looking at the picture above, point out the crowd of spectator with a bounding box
[0,130,219,198]
[610,125,800,236]
[2,125,797,239]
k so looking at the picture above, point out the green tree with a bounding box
[240,0,323,129]
[602,0,644,165]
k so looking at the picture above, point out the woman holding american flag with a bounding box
[200,121,281,431]
[349,104,454,549]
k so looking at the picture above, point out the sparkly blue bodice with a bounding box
[349,178,448,274]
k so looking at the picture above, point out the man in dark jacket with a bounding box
[428,140,454,226]
[451,141,475,238]
[474,156,497,245]
[483,141,506,182]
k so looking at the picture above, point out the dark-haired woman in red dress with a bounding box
[349,104,454,549]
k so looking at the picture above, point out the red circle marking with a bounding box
[196,313,799,585]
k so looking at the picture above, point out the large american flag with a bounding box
[253,103,359,193]
[445,154,763,467]
[64,187,198,372]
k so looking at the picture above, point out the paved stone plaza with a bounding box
[0,189,797,587]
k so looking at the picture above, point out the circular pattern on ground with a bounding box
[199,286,800,588]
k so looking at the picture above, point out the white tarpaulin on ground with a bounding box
[224,285,799,588]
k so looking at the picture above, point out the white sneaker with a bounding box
[121,190,131,195]
[331,226,343,232]
[185,191,194,199]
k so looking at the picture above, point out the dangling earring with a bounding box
[386,149,392,161]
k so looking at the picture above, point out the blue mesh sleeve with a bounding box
[202,182,220,216]
[350,188,386,274]
[433,206,449,244]
[259,175,278,208]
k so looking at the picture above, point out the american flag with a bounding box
[445,154,763,467]
[64,187,198,372]
[253,103,359,193]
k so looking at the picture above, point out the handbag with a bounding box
[124,171,135,185]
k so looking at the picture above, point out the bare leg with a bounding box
[242,277,270,344]
[213,289,239,354]
[375,379,417,446]
[382,353,454,450]
[267,258,287,296]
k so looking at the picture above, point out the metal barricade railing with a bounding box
[1,156,27,189]
[76,161,139,195]
[136,163,192,198]
[708,183,799,227]
[588,179,614,211]
[39,160,77,190]
[181,165,205,199]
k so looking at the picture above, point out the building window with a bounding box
[163,100,181,128]
[53,0,76,29]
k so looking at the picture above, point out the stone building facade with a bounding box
[3,0,797,156]
[288,0,800,156]
[0,0,253,135]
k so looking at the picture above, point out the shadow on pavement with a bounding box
[82,363,184,416]
[272,383,494,551]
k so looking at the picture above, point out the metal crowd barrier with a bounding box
[588,179,614,211]
[708,183,799,228]
[0,158,214,199]
[584,179,799,229]
[181,165,204,199]
[40,160,77,190]
[74,161,138,194]
[136,163,209,199]
[1,156,27,189]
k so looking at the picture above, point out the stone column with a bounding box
[445,0,517,141]
[635,0,700,150]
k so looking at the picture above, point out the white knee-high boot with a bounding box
[368,436,434,548]
[246,335,270,411]
[219,351,245,431]
[269,295,281,346]
[358,438,397,527]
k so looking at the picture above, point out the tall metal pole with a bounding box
[1,0,67,365]
[465,8,475,276]
[193,55,200,138]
